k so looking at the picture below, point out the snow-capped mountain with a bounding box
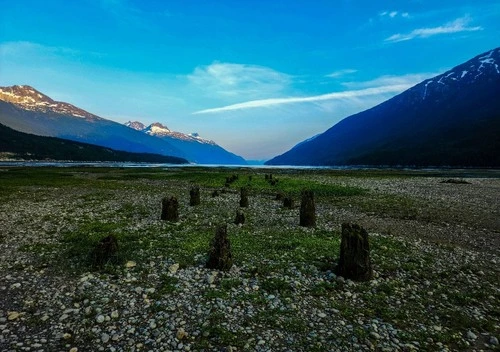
[0,85,246,164]
[267,47,500,167]
[127,121,217,146]
[124,121,246,164]
[0,85,100,120]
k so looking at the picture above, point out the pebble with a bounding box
[96,315,105,323]
[489,336,499,345]
[7,312,20,321]
[101,333,110,343]
[169,263,180,273]
[466,330,477,341]
[125,261,136,268]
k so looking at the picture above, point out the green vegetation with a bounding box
[2,166,499,351]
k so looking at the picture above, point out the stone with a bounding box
[489,336,499,345]
[91,234,118,268]
[7,312,20,321]
[111,310,119,319]
[299,190,316,227]
[189,186,200,206]
[125,261,136,268]
[176,327,188,340]
[466,330,477,340]
[161,196,179,222]
[101,333,110,343]
[239,187,249,208]
[96,315,105,323]
[169,263,180,273]
[206,224,233,270]
[283,196,294,209]
[234,210,245,225]
[69,348,78,352]
[370,331,381,340]
[335,223,373,281]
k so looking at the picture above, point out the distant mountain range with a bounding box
[0,123,187,163]
[125,121,246,164]
[0,86,246,164]
[266,47,500,167]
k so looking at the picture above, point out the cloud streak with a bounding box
[188,62,291,99]
[193,84,410,114]
[385,16,482,43]
[325,69,357,78]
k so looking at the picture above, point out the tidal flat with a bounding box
[0,167,499,351]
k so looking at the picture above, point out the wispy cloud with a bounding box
[379,11,410,19]
[193,85,410,114]
[188,62,292,99]
[341,73,439,89]
[385,16,482,43]
[325,69,357,78]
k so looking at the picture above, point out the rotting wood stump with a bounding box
[283,196,294,209]
[234,210,245,225]
[206,224,233,270]
[239,187,249,208]
[299,190,315,227]
[190,186,200,206]
[161,196,179,222]
[335,223,373,281]
[92,234,118,267]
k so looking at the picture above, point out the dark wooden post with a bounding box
[206,224,233,270]
[283,196,294,209]
[335,223,373,281]
[234,210,245,225]
[299,190,315,227]
[239,187,249,208]
[92,235,118,267]
[161,196,179,222]
[190,186,200,206]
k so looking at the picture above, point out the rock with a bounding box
[101,333,110,343]
[91,234,118,268]
[489,336,499,345]
[111,310,119,319]
[125,261,136,268]
[206,224,233,270]
[161,196,179,221]
[370,331,381,340]
[96,315,105,323]
[7,312,20,321]
[335,223,373,281]
[69,348,78,352]
[169,263,180,273]
[234,210,245,225]
[176,327,188,340]
[466,330,477,340]
[239,187,249,208]
[189,186,200,206]
[299,190,315,227]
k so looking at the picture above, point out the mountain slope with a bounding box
[266,48,500,167]
[126,121,247,165]
[0,86,185,159]
[0,123,187,163]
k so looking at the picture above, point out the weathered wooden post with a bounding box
[335,223,373,281]
[190,186,200,206]
[239,187,249,208]
[299,190,315,227]
[234,210,245,225]
[283,196,294,209]
[206,224,233,270]
[92,235,118,267]
[161,196,179,222]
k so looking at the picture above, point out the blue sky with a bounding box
[1,0,499,159]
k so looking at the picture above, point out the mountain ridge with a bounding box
[266,47,500,167]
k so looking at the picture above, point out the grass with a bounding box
[2,166,499,351]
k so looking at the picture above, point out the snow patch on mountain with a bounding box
[0,85,100,120]
[126,121,217,145]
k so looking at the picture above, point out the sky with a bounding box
[1,0,499,160]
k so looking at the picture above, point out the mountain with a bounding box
[125,121,246,165]
[266,48,500,167]
[0,123,187,163]
[0,85,245,164]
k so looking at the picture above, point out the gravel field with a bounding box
[0,167,499,352]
